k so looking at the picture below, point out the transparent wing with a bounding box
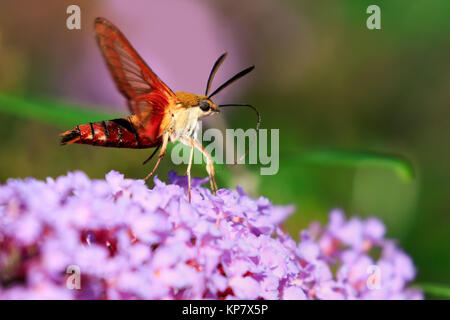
[94,17,176,122]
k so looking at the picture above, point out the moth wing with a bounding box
[94,17,177,124]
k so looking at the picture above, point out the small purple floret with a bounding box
[0,171,422,299]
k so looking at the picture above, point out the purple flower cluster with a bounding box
[0,171,422,299]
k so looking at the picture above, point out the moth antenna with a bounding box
[219,104,261,167]
[205,52,228,96]
[208,66,255,99]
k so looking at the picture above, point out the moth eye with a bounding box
[199,101,210,112]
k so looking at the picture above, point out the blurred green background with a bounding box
[0,0,449,297]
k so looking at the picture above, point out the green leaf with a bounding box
[0,93,120,128]
[293,149,414,181]
[417,282,450,299]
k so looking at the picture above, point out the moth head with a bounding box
[197,97,220,118]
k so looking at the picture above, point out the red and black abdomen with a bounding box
[60,117,159,149]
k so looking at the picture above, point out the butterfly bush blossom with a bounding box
[0,171,422,299]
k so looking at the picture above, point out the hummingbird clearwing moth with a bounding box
[60,17,260,202]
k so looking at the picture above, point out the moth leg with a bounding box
[192,138,218,195]
[144,133,168,181]
[142,144,161,165]
[179,136,218,195]
[186,144,194,202]
[190,139,220,228]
